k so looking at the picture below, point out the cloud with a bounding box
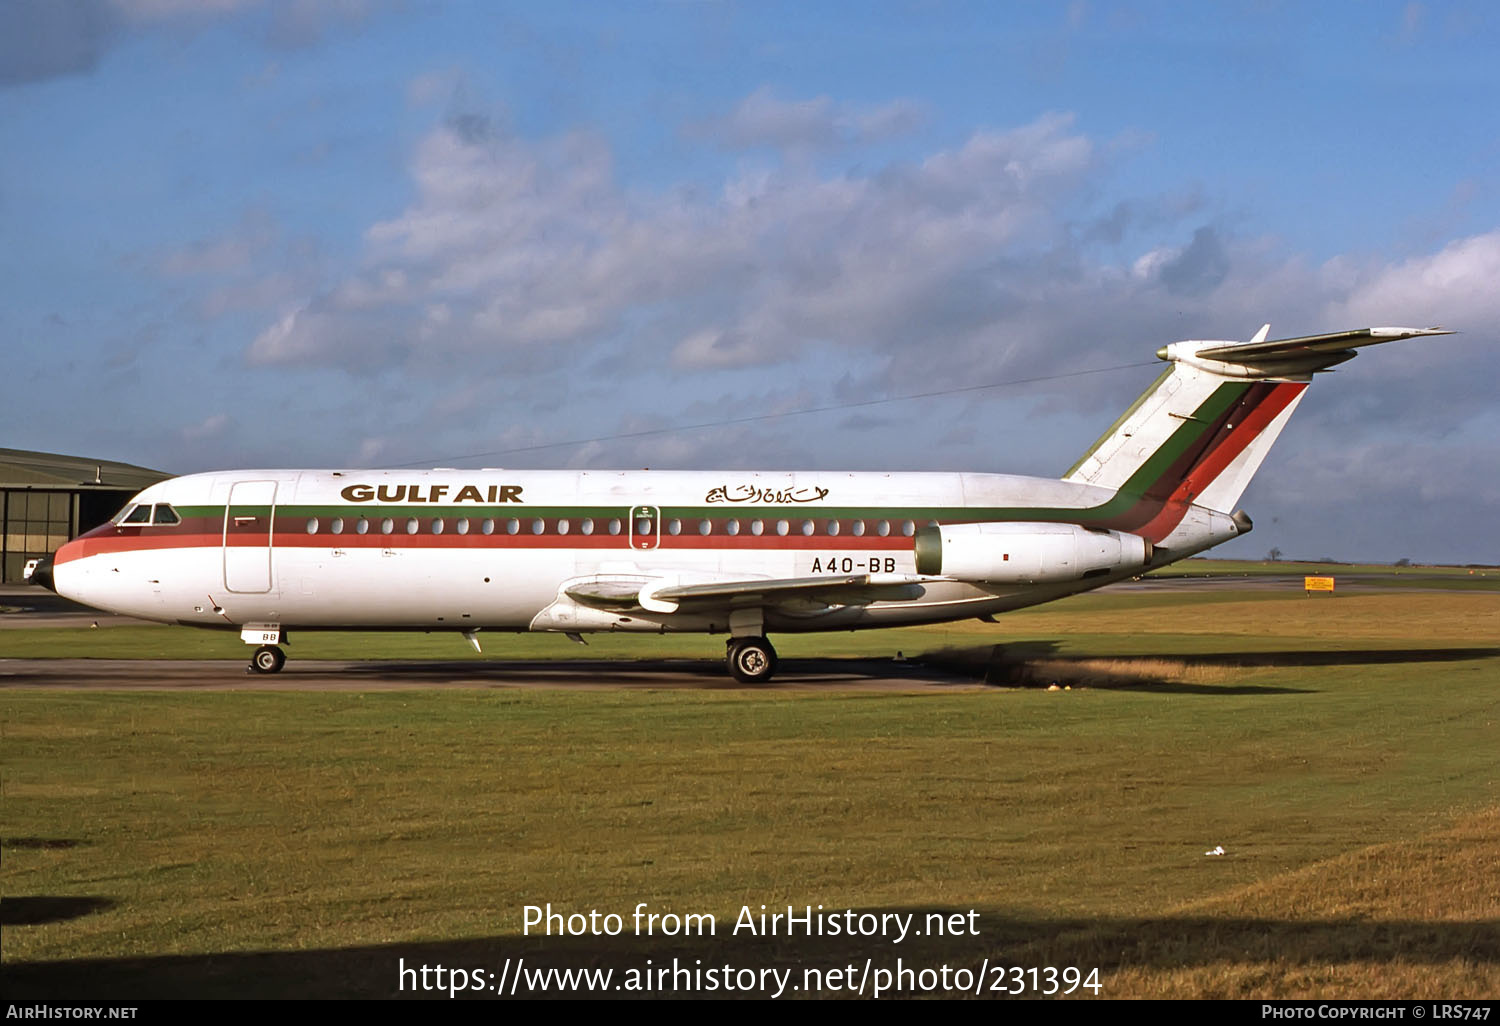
[690,86,926,151]
[261,0,378,50]
[0,0,376,88]
[236,89,1498,559]
[160,209,279,277]
[0,0,118,87]
[180,413,230,441]
[248,106,1102,380]
[1157,225,1231,297]
[1328,229,1500,329]
[244,94,1499,402]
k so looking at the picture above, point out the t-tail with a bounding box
[1063,325,1452,536]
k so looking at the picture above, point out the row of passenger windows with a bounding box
[306,516,923,538]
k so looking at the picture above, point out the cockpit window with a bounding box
[116,503,181,526]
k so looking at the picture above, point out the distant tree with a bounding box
[1394,557,1411,568]
[1267,547,1282,562]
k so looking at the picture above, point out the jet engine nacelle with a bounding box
[914,521,1152,584]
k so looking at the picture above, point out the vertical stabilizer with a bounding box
[1063,325,1450,514]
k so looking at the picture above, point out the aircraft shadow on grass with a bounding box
[5,907,1497,999]
[1,895,114,925]
[3,646,1493,694]
[264,645,1500,691]
[919,642,1500,695]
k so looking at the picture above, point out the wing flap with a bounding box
[564,578,651,610]
[653,573,867,602]
[564,572,941,615]
[642,573,936,613]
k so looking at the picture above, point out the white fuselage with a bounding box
[52,467,1241,637]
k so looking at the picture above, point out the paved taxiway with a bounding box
[0,656,981,691]
[2,571,1486,691]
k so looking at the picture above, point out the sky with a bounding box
[2,0,1496,564]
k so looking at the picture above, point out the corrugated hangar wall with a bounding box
[0,449,169,582]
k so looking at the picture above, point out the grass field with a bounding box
[3,590,1498,999]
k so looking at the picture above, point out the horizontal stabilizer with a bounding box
[1192,326,1453,362]
[1157,326,1453,378]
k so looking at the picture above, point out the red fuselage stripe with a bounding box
[55,530,916,563]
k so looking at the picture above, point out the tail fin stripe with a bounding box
[1137,381,1288,502]
[1170,382,1306,504]
[1112,381,1254,502]
[1078,379,1302,539]
[1130,381,1307,541]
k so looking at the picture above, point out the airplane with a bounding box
[30,325,1450,683]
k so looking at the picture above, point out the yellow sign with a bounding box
[1304,576,1335,593]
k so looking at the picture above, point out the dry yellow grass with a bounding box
[1062,806,1500,998]
[996,593,1500,645]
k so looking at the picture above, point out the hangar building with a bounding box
[1,449,170,582]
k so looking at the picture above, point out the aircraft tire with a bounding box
[251,645,286,674]
[727,637,777,684]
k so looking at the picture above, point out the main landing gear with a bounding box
[726,636,778,684]
[249,645,286,674]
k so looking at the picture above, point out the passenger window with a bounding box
[355,518,369,535]
[406,518,419,534]
[152,504,181,525]
[750,520,764,536]
[432,518,446,535]
[481,519,495,535]
[506,519,520,535]
[902,520,916,537]
[306,517,319,534]
[531,518,545,535]
[851,520,866,537]
[667,519,681,536]
[800,519,814,536]
[775,519,789,536]
[699,519,712,536]
[827,520,840,536]
[456,518,470,535]
[726,519,740,536]
[608,519,622,535]
[876,520,890,537]
[557,519,570,535]
[330,517,344,535]
[581,518,594,535]
[381,518,394,534]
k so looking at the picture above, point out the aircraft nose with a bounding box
[29,553,56,592]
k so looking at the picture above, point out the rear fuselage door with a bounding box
[223,480,277,593]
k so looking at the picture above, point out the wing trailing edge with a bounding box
[566,573,939,615]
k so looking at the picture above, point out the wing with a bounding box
[564,573,938,615]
